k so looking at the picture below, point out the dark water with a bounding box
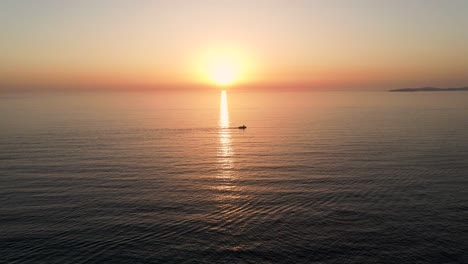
[1,91,467,263]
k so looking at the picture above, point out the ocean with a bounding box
[1,90,467,263]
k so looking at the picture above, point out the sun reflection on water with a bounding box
[218,90,234,178]
[219,90,230,129]
[215,91,249,248]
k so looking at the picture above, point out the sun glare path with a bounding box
[219,90,230,128]
[218,90,234,178]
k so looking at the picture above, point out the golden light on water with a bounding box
[218,90,234,178]
[219,90,230,128]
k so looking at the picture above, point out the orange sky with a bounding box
[1,1,467,91]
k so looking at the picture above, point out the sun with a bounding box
[207,56,240,86]
[193,48,254,87]
[210,61,237,86]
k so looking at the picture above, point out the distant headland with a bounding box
[389,87,468,92]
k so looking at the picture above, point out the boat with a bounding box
[238,125,247,129]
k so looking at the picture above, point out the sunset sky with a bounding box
[1,0,467,91]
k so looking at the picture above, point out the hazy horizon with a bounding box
[2,0,468,92]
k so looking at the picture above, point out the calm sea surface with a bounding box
[1,91,467,263]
